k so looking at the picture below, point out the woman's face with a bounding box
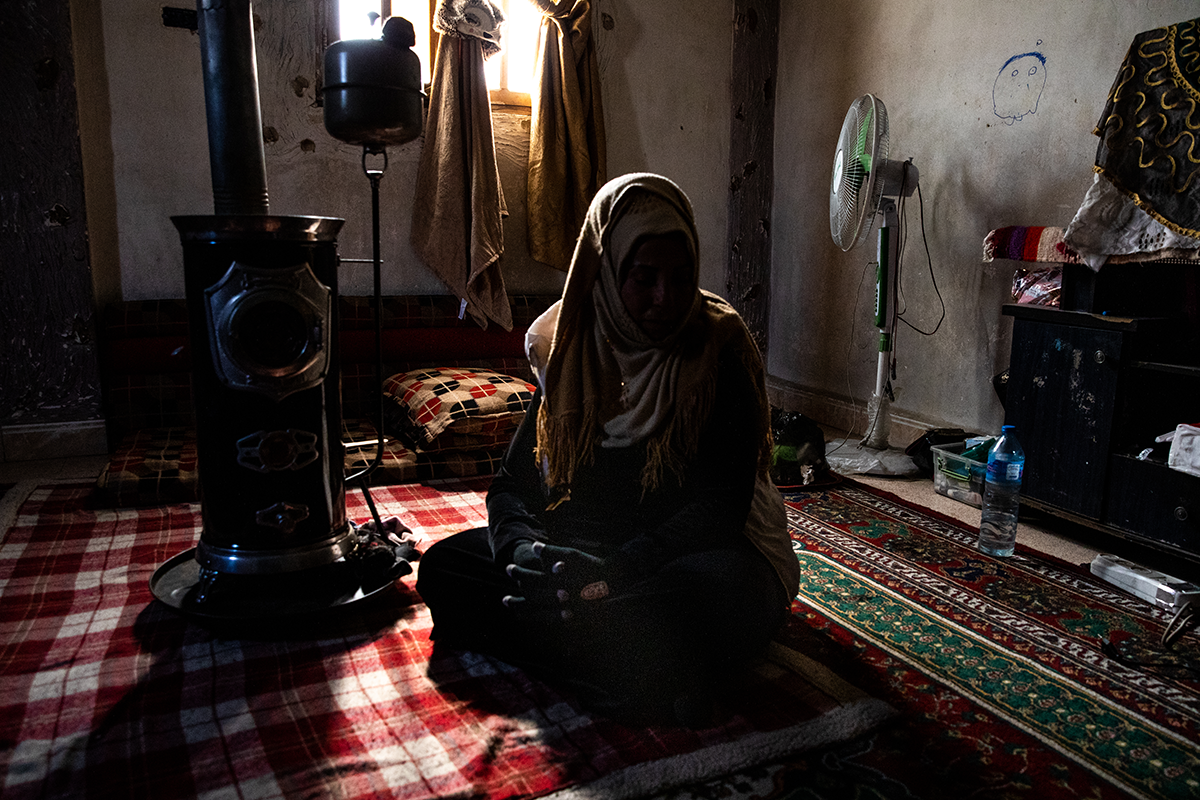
[618,234,695,341]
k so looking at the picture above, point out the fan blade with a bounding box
[830,94,883,251]
[855,104,874,173]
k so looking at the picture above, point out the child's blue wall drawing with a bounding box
[993,50,1047,125]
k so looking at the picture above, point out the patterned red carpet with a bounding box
[767,481,1200,800]
[0,479,891,800]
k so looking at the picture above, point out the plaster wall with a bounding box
[770,1,1199,442]
[85,1,1192,443]
[89,0,731,307]
[592,0,732,294]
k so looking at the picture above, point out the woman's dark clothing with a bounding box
[415,344,789,722]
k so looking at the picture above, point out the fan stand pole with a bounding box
[861,200,898,451]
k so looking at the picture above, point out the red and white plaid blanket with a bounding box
[0,479,891,800]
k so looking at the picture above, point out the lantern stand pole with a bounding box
[346,146,389,535]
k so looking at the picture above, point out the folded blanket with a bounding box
[983,226,1083,264]
[984,224,1200,268]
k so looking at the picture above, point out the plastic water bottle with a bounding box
[978,425,1025,557]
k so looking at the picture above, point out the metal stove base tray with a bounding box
[150,548,400,622]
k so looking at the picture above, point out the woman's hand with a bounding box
[502,542,613,622]
[539,544,613,601]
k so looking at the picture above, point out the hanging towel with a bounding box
[412,0,512,331]
[527,0,607,271]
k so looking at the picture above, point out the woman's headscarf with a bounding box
[526,173,772,493]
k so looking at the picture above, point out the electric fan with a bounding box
[829,94,918,450]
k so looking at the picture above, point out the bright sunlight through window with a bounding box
[484,0,537,102]
[336,0,537,102]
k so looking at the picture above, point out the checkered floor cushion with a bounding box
[96,420,507,507]
[382,368,535,450]
[96,427,199,507]
[344,418,507,485]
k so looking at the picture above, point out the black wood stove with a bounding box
[151,1,423,623]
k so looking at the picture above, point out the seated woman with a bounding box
[415,173,799,726]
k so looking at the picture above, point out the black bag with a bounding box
[770,408,832,487]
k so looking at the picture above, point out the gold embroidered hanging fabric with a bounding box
[527,0,607,271]
[412,26,512,330]
[1092,16,1200,238]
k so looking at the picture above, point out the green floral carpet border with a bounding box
[765,480,1199,800]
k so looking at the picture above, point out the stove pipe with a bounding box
[196,0,270,215]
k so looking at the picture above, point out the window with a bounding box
[334,0,538,106]
[482,0,538,107]
[337,0,435,85]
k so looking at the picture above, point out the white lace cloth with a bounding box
[1064,173,1200,271]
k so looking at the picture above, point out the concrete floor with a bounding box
[817,430,1200,585]
[851,471,1097,564]
[850,469,1200,585]
[0,454,110,539]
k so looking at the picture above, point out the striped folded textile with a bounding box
[983,226,1084,264]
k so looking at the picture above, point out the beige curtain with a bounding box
[527,0,607,271]
[412,34,513,331]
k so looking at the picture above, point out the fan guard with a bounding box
[830,94,890,252]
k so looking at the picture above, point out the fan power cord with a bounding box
[894,171,945,337]
[1163,599,1200,649]
[1100,639,1200,679]
[1100,626,1200,680]
[1097,600,1198,680]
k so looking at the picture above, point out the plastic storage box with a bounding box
[931,441,987,508]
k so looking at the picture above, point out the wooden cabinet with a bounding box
[1105,455,1199,556]
[1003,304,1200,560]
[1005,311,1122,518]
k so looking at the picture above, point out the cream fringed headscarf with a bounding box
[526,173,773,494]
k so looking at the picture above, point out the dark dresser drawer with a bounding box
[1104,454,1200,554]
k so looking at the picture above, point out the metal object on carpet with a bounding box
[320,12,427,574]
[1091,553,1200,612]
[150,536,410,623]
[171,214,352,582]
